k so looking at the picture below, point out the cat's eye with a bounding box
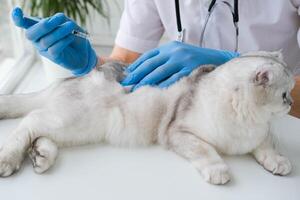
[282,92,287,100]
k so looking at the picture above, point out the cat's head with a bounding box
[229,51,295,117]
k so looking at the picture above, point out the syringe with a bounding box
[23,16,89,39]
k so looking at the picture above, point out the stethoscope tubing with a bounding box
[175,0,239,52]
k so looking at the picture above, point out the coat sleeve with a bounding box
[115,0,165,53]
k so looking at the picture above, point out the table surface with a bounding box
[0,63,299,200]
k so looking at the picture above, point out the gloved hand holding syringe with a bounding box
[12,7,97,76]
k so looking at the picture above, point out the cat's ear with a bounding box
[270,50,284,63]
[242,50,284,63]
[254,68,273,86]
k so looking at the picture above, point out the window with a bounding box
[0,0,35,94]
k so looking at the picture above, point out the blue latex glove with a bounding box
[121,41,239,90]
[11,7,97,76]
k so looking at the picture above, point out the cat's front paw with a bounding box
[261,155,292,176]
[201,163,230,185]
[0,150,22,177]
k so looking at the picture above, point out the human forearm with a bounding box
[97,45,141,66]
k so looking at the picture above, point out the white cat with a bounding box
[0,51,294,185]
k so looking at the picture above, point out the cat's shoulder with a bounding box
[187,65,216,84]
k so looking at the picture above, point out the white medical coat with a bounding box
[115,0,300,74]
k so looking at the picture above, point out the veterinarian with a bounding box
[12,0,300,117]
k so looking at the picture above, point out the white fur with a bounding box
[0,51,295,184]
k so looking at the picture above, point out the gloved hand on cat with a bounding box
[11,7,97,76]
[121,41,239,91]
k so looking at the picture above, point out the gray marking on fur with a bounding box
[166,95,185,132]
[190,65,216,83]
[178,65,216,112]
[166,65,215,132]
[96,61,128,82]
[179,89,196,114]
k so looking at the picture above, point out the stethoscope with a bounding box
[175,0,239,52]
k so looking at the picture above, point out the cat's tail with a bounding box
[0,91,45,119]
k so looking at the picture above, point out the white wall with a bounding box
[87,0,124,47]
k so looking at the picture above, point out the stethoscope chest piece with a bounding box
[177,29,185,42]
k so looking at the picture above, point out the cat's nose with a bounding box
[284,95,293,106]
[287,98,293,106]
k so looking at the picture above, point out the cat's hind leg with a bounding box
[168,130,230,185]
[28,137,58,174]
[0,92,45,119]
